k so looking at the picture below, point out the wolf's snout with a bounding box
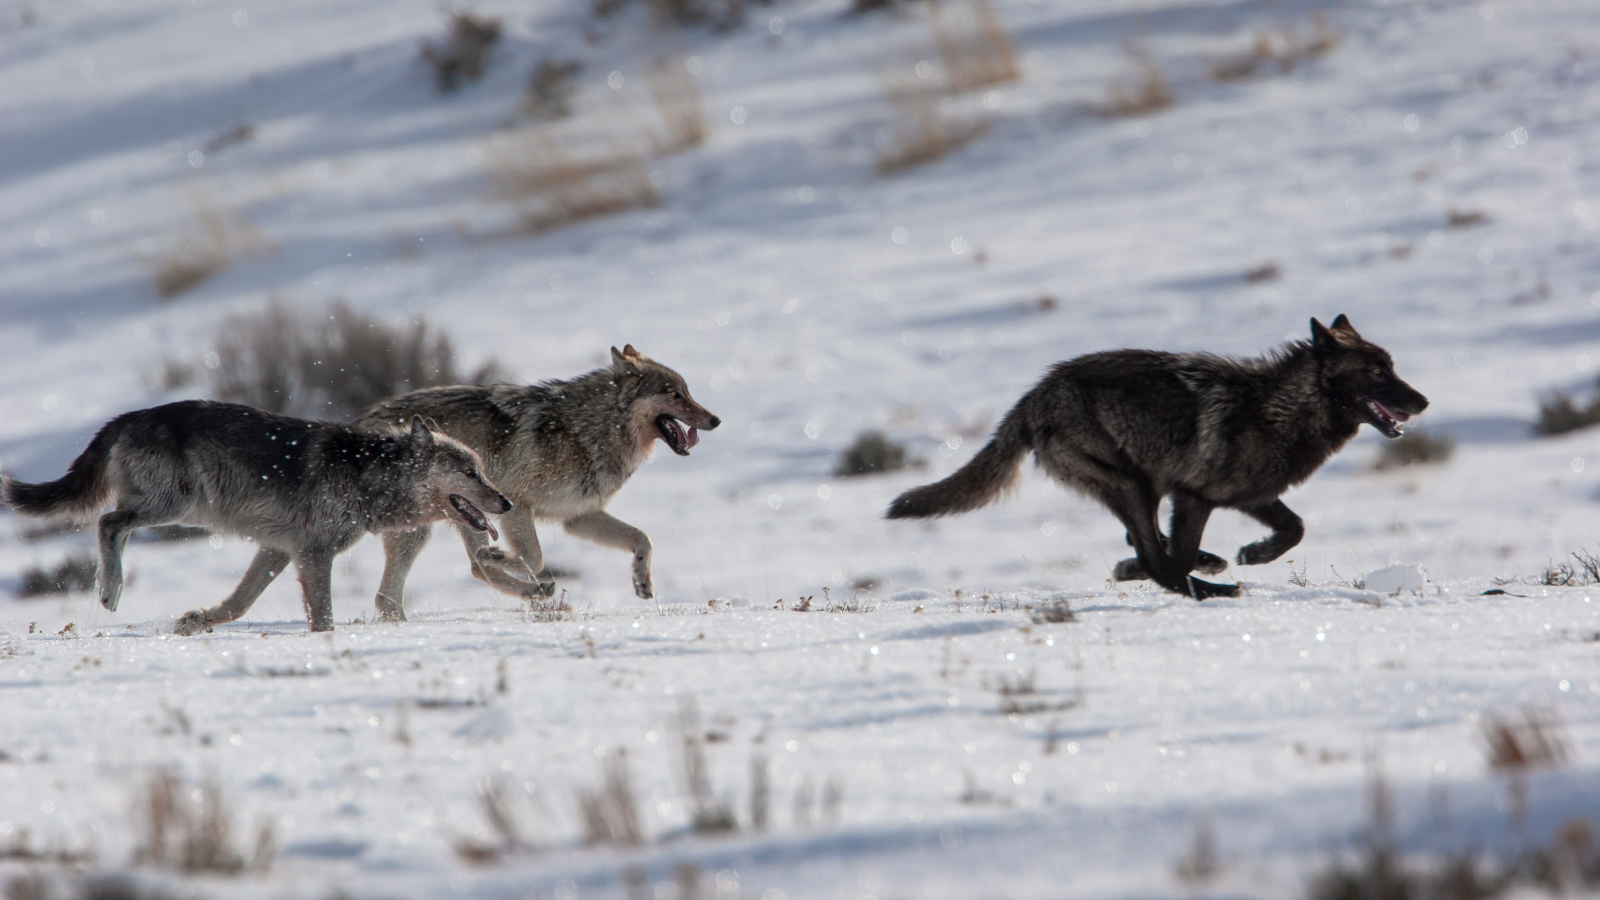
[706,415,721,430]
[493,493,512,513]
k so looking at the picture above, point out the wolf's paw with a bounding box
[633,577,654,601]
[174,610,209,636]
[521,579,557,601]
[1186,577,1240,601]
[475,546,512,567]
[1112,557,1148,581]
[1194,550,1227,575]
[1236,542,1282,566]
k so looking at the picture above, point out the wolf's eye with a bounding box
[1371,367,1383,376]
[463,470,480,481]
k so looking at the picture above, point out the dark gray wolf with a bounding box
[353,345,719,620]
[887,316,1428,599]
[1,400,510,633]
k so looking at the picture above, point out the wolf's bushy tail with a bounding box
[2,422,119,522]
[886,410,1031,519]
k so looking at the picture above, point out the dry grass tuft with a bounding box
[1091,42,1173,117]
[134,769,274,874]
[1208,12,1341,82]
[483,126,657,235]
[420,10,502,93]
[577,750,643,847]
[144,204,267,299]
[646,54,707,154]
[1028,601,1076,624]
[1373,427,1455,470]
[876,72,989,174]
[678,699,737,834]
[17,553,97,598]
[1244,262,1282,283]
[1482,706,1570,774]
[928,0,1018,93]
[1447,207,1490,229]
[453,776,536,864]
[1173,817,1221,886]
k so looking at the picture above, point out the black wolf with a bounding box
[2,401,510,633]
[353,345,720,620]
[886,316,1428,599]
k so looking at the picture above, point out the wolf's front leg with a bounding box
[175,547,291,635]
[296,552,336,633]
[1235,499,1305,566]
[564,510,653,600]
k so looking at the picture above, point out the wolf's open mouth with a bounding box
[656,415,699,456]
[1365,399,1411,439]
[450,494,499,540]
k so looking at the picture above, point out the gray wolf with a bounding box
[353,345,719,619]
[886,316,1428,599]
[1,400,510,633]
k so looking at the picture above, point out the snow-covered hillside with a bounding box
[2,0,1598,896]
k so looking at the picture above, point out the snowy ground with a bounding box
[2,0,1599,896]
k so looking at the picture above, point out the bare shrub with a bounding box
[1244,262,1281,283]
[1536,381,1600,436]
[835,430,914,476]
[18,553,97,598]
[928,0,1018,93]
[1373,427,1455,470]
[523,59,582,120]
[1090,42,1172,117]
[577,750,643,847]
[1173,817,1220,886]
[202,298,504,419]
[646,54,707,154]
[420,10,502,93]
[143,203,266,299]
[482,126,657,235]
[1539,551,1600,587]
[1029,601,1075,624]
[1208,13,1341,82]
[526,595,574,623]
[134,769,274,874]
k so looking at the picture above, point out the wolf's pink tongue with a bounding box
[487,521,499,541]
[684,426,699,449]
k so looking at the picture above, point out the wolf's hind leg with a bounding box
[471,512,556,599]
[1114,529,1226,580]
[95,498,188,611]
[1103,482,1237,600]
[175,547,290,635]
[1235,499,1305,566]
[457,523,554,600]
[564,511,653,600]
[375,527,430,622]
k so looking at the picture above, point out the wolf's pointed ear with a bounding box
[621,344,643,360]
[410,415,433,449]
[611,346,639,377]
[1328,314,1361,342]
[1310,317,1334,349]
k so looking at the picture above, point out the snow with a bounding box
[3,0,1600,896]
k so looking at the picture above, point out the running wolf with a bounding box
[887,316,1428,599]
[1,401,510,633]
[354,345,720,620]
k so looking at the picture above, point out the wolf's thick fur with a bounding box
[887,316,1429,599]
[353,345,719,620]
[1,401,509,633]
